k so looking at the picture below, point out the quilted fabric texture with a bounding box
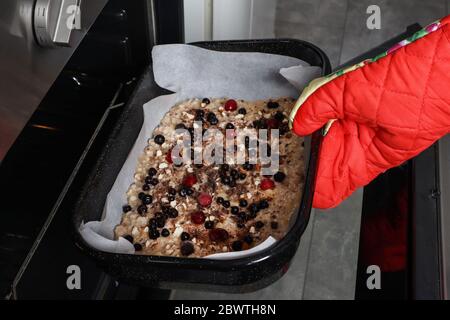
[292,15,450,209]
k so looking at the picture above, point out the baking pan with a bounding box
[72,39,331,293]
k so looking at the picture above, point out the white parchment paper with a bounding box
[79,44,321,259]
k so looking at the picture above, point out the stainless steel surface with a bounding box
[147,0,157,45]
[0,0,108,162]
[438,135,450,299]
[34,0,81,47]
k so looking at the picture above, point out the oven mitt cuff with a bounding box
[289,15,450,209]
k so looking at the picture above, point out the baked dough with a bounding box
[114,97,305,257]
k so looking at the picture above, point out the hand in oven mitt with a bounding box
[290,15,450,209]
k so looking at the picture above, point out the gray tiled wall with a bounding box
[275,0,349,67]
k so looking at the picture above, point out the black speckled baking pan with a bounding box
[72,39,331,293]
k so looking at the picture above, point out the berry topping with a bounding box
[161,228,170,237]
[179,187,187,197]
[274,171,286,182]
[191,211,206,224]
[134,243,143,251]
[239,199,248,207]
[267,118,280,129]
[260,178,275,190]
[204,220,214,229]
[224,99,238,111]
[238,108,247,115]
[222,200,230,208]
[122,205,132,213]
[142,184,150,191]
[237,222,245,229]
[209,228,229,242]
[221,176,231,185]
[142,194,153,205]
[149,229,160,239]
[225,123,235,130]
[207,112,218,125]
[182,174,197,187]
[274,111,285,122]
[124,235,133,243]
[137,205,148,215]
[195,109,205,118]
[202,98,211,105]
[232,240,243,251]
[168,208,179,218]
[231,206,239,215]
[216,197,225,204]
[259,119,268,129]
[138,192,146,200]
[156,217,165,228]
[267,101,280,109]
[243,235,254,244]
[258,199,269,210]
[242,163,254,171]
[247,211,257,220]
[180,241,195,256]
[149,218,157,228]
[166,149,173,164]
[249,203,259,214]
[280,123,289,135]
[175,123,187,130]
[154,134,165,145]
[255,221,265,229]
[253,119,268,129]
[180,232,190,241]
[148,168,157,176]
[198,193,212,207]
[161,206,170,214]
[239,173,247,180]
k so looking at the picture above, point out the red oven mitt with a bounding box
[290,15,450,209]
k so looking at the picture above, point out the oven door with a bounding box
[0,0,183,300]
[0,0,109,162]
